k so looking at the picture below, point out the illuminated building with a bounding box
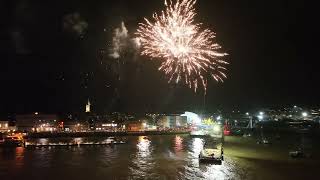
[85,99,91,113]
[0,121,13,132]
[157,116,188,129]
[15,114,58,132]
[126,120,148,132]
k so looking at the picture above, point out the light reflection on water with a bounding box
[130,136,155,178]
[174,135,183,152]
[0,135,238,179]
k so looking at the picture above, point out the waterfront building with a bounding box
[126,120,147,131]
[0,121,16,132]
[95,120,118,131]
[157,116,188,129]
[15,113,59,132]
[62,121,88,132]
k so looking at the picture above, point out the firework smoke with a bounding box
[109,22,140,59]
[63,12,88,37]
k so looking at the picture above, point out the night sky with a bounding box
[0,0,318,114]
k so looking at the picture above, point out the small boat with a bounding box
[199,125,224,164]
[243,133,252,137]
[199,148,223,164]
[0,136,24,147]
[289,150,305,158]
[143,136,149,140]
[289,149,311,158]
[257,138,271,145]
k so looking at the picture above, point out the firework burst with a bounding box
[136,0,228,92]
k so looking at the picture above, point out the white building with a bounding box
[157,116,188,128]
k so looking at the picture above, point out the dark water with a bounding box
[2,134,320,180]
[0,135,243,180]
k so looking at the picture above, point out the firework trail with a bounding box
[136,0,228,92]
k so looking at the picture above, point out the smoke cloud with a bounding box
[63,12,88,37]
[109,22,140,59]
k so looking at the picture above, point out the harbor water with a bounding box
[1,135,320,180]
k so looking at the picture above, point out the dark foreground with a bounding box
[1,134,320,180]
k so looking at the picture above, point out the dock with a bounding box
[24,141,126,147]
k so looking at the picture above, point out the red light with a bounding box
[223,121,231,136]
[224,130,231,136]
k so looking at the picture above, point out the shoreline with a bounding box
[26,130,190,138]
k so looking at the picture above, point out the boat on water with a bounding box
[0,135,24,147]
[199,146,223,164]
[199,124,224,164]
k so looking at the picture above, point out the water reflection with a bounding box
[1,136,243,179]
[188,137,204,167]
[174,135,183,152]
[191,138,204,156]
[137,136,151,157]
[15,147,25,168]
[186,137,238,180]
[201,164,232,180]
[130,136,155,178]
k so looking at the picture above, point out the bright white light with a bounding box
[246,112,249,116]
[142,123,147,127]
[259,112,264,115]
[181,111,201,125]
[216,116,221,120]
[137,136,150,157]
[213,125,221,132]
[35,112,39,115]
[302,112,308,117]
[294,105,297,108]
[258,115,263,120]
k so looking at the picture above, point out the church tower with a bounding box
[85,99,91,113]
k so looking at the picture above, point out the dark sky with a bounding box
[0,0,318,114]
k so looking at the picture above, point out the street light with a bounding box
[302,112,308,117]
[258,115,263,121]
[246,112,249,116]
